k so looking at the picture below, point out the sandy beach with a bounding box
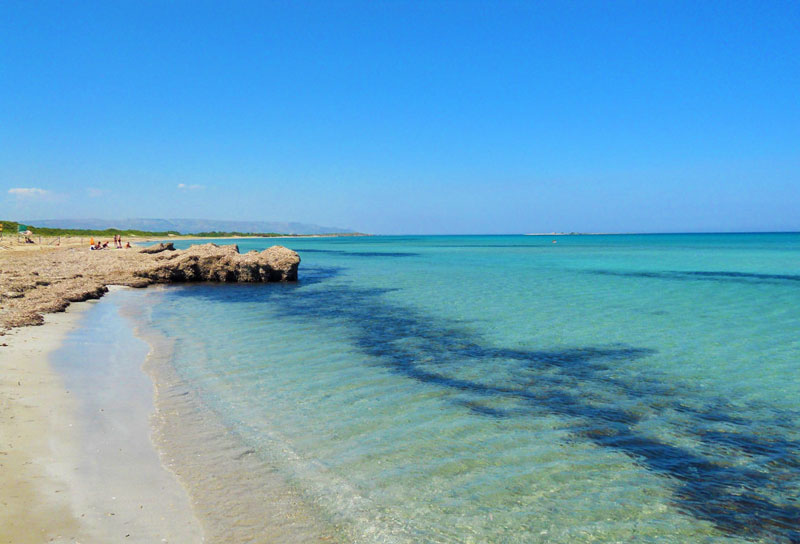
[0,295,204,543]
[0,239,312,544]
[0,308,84,544]
[0,242,299,543]
[0,233,363,256]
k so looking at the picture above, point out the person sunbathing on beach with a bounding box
[125,241,131,248]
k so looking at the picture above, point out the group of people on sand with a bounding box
[89,234,131,250]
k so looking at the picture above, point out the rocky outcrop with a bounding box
[139,242,175,254]
[0,243,300,329]
[137,244,299,283]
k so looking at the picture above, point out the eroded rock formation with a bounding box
[0,243,300,329]
[139,244,299,282]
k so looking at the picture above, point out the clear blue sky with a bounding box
[1,1,798,234]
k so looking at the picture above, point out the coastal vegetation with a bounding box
[0,220,20,235]
[0,220,361,239]
[1,219,178,238]
[189,230,283,237]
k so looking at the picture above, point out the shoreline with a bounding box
[0,291,203,543]
[1,281,339,543]
[122,289,337,542]
[0,237,306,542]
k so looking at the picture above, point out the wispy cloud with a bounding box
[177,183,204,190]
[8,187,50,198]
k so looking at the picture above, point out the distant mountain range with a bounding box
[25,218,355,235]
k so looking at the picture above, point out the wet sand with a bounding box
[128,298,336,543]
[0,293,202,543]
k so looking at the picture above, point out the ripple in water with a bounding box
[138,234,800,543]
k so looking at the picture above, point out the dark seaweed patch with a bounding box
[590,269,800,285]
[173,277,800,542]
[432,244,551,248]
[299,249,419,258]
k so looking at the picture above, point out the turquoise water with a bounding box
[136,234,799,542]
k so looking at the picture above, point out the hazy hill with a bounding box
[24,218,355,235]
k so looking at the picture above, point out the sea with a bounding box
[57,234,800,543]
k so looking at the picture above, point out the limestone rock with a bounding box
[0,243,300,330]
[139,242,175,254]
[137,244,299,283]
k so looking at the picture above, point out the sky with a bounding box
[1,1,798,234]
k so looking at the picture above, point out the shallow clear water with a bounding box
[133,234,799,542]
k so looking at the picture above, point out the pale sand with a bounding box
[0,307,83,544]
[0,293,203,543]
[0,233,364,254]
